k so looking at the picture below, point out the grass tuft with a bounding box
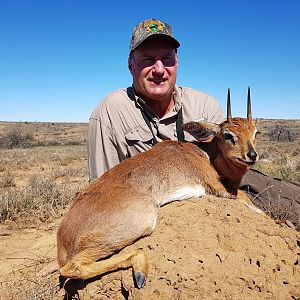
[0,174,78,223]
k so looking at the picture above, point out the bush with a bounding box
[0,127,35,148]
[0,175,75,223]
[267,125,296,142]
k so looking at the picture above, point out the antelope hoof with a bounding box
[134,271,147,289]
[229,193,237,199]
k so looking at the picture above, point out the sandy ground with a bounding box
[0,195,300,300]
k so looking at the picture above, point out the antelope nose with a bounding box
[247,150,257,161]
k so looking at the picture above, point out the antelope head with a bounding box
[183,87,259,168]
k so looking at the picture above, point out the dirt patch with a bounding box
[1,195,300,299]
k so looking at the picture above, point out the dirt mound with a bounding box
[1,195,300,299]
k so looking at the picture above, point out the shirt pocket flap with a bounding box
[125,125,154,142]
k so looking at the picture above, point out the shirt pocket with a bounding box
[125,124,154,145]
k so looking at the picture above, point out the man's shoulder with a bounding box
[178,86,224,124]
[179,86,206,95]
[178,86,218,103]
[100,88,129,106]
[91,88,133,118]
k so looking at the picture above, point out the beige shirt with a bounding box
[88,86,224,180]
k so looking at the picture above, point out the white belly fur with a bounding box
[160,185,206,207]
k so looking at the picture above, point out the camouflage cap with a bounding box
[130,19,180,51]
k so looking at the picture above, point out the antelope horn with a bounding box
[247,86,252,120]
[227,88,232,122]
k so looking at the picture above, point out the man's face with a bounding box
[129,38,178,102]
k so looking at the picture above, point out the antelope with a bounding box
[41,88,259,289]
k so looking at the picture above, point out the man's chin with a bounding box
[145,87,170,100]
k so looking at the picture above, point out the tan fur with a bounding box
[219,118,257,164]
[41,117,259,288]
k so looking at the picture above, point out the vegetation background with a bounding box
[0,119,299,227]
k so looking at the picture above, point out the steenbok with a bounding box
[41,88,259,289]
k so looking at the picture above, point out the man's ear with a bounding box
[182,121,220,142]
[128,57,133,74]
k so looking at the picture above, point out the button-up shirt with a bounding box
[88,86,224,180]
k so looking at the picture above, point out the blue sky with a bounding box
[0,0,299,122]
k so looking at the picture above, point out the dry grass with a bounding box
[0,121,88,147]
[254,140,300,182]
[0,144,88,226]
[251,119,300,182]
[1,175,73,224]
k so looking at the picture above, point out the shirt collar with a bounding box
[173,85,183,112]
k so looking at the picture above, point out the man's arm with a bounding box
[88,117,123,181]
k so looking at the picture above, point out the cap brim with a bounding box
[132,33,180,51]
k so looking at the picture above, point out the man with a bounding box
[88,19,300,225]
[88,19,225,179]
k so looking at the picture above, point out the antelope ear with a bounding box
[182,121,220,142]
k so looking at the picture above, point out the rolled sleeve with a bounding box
[88,117,121,181]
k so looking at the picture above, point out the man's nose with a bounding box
[152,60,164,73]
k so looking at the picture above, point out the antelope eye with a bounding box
[224,132,236,144]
